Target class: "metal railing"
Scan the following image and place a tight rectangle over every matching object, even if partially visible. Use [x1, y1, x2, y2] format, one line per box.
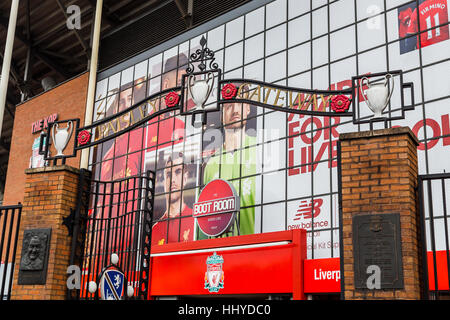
[0, 204, 22, 300]
[418, 173, 450, 300]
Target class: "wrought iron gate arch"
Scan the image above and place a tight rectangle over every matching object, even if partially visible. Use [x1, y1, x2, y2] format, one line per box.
[39, 37, 416, 161]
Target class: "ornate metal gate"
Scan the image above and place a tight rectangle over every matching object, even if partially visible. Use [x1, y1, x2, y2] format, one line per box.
[67, 170, 155, 300]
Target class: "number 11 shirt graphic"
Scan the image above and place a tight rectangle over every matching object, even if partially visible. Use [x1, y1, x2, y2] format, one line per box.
[407, 0, 449, 48]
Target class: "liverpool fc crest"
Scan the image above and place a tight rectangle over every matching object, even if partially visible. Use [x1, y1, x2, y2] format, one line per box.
[204, 252, 224, 293]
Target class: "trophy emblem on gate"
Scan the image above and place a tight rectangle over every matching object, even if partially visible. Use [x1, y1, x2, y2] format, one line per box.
[351, 70, 415, 128]
[188, 72, 214, 111]
[180, 36, 221, 126]
[204, 252, 224, 293]
[51, 120, 73, 156]
[360, 74, 394, 118]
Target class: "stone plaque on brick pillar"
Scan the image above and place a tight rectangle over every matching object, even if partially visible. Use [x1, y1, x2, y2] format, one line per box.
[339, 127, 422, 300]
[353, 213, 403, 289]
[18, 228, 52, 285]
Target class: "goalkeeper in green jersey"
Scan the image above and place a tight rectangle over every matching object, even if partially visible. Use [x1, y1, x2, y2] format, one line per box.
[199, 101, 256, 238]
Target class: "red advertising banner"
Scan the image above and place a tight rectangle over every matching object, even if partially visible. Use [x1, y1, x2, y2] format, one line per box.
[304, 258, 341, 293]
[304, 252, 450, 293]
[427, 250, 450, 291]
[148, 230, 306, 299]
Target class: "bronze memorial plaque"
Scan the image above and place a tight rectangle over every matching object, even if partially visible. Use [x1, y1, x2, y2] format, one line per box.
[352, 214, 404, 289]
[18, 228, 52, 285]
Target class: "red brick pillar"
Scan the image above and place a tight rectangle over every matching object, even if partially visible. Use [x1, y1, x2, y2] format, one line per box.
[11, 165, 80, 300]
[339, 127, 422, 300]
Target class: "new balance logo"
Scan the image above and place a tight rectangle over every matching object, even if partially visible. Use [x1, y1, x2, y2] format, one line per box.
[294, 199, 323, 220]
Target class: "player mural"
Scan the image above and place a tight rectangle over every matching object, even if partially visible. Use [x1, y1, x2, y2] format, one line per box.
[399, 0, 449, 54]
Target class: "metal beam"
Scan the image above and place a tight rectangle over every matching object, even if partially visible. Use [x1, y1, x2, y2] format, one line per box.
[188, 0, 194, 27]
[0, 51, 33, 100]
[33, 49, 71, 79]
[0, 136, 11, 152]
[0, 14, 71, 79]
[86, 0, 121, 27]
[26, 6, 93, 47]
[0, 52, 21, 84]
[5, 97, 16, 119]
[39, 49, 85, 64]
[37, 17, 95, 56]
[81, 0, 103, 169]
[108, 0, 136, 13]
[54, 0, 89, 55]
[118, 0, 168, 22]
[174, 0, 193, 28]
[102, 0, 174, 38]
[0, 0, 19, 141]
[22, 0, 33, 101]
[17, 0, 80, 29]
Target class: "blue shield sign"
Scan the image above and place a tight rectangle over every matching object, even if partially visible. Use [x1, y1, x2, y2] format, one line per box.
[100, 269, 125, 300]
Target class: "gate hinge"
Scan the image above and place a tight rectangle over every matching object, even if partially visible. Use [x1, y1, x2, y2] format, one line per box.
[62, 208, 76, 236]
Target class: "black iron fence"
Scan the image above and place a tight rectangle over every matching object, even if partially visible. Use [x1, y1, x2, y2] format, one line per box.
[0, 204, 22, 300]
[418, 173, 450, 300]
[74, 171, 154, 300]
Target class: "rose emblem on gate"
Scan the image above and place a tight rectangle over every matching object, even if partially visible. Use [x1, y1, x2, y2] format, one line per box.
[330, 95, 351, 113]
[165, 92, 180, 107]
[77, 130, 91, 146]
[221, 83, 237, 100]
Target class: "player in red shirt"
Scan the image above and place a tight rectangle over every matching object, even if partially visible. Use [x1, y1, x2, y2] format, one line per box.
[146, 53, 189, 151]
[399, 7, 413, 38]
[406, 0, 449, 49]
[145, 114, 186, 151]
[151, 152, 195, 245]
[100, 86, 146, 181]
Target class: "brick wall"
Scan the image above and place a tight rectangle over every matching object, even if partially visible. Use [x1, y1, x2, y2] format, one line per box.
[3, 72, 88, 206]
[340, 127, 422, 300]
[11, 166, 80, 300]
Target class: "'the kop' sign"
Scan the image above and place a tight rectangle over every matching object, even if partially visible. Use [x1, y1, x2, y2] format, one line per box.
[193, 179, 240, 237]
